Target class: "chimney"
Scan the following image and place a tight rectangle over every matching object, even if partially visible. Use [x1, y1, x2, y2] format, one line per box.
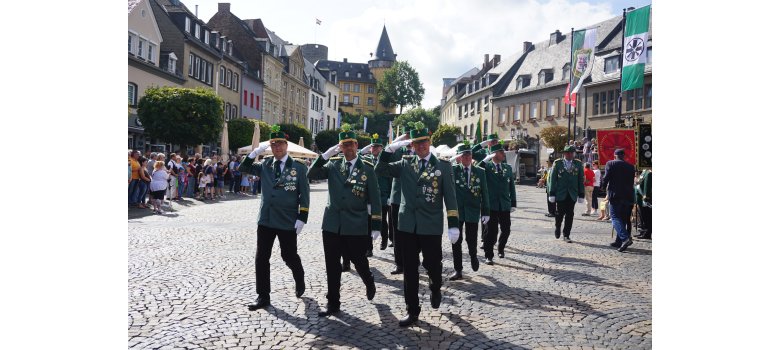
[218, 3, 230, 12]
[195, 5, 198, 18]
[343, 58, 348, 62]
[550, 30, 563, 46]
[492, 54, 501, 67]
[483, 54, 489, 69]
[523, 41, 533, 53]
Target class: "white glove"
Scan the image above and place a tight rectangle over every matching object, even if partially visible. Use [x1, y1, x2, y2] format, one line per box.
[479, 139, 491, 147]
[391, 133, 410, 143]
[577, 197, 584, 204]
[447, 227, 460, 243]
[322, 144, 341, 159]
[294, 220, 305, 235]
[360, 145, 372, 155]
[248, 144, 270, 159]
[371, 230, 381, 240]
[483, 153, 496, 163]
[386, 140, 411, 153]
[548, 196, 556, 203]
[481, 216, 490, 224]
[367, 204, 371, 213]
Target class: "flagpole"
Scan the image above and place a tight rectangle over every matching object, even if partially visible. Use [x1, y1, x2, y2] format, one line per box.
[617, 8, 626, 125]
[567, 27, 574, 142]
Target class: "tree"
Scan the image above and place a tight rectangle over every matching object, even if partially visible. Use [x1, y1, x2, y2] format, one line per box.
[278, 123, 313, 149]
[377, 60, 425, 114]
[540, 126, 568, 156]
[392, 107, 440, 134]
[314, 129, 339, 152]
[227, 118, 254, 152]
[256, 120, 271, 143]
[137, 87, 223, 148]
[431, 124, 462, 147]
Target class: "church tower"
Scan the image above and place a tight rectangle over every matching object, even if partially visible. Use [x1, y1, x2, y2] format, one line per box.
[368, 25, 396, 83]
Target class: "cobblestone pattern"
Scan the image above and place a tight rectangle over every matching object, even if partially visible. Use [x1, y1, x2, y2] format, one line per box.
[129, 183, 651, 349]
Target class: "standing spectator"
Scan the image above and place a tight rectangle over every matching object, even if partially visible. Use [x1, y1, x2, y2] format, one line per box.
[168, 156, 180, 201]
[602, 149, 636, 252]
[186, 157, 197, 198]
[215, 161, 225, 198]
[231, 156, 242, 194]
[636, 169, 652, 240]
[241, 171, 251, 194]
[150, 161, 169, 214]
[592, 161, 602, 214]
[203, 159, 214, 200]
[224, 157, 234, 194]
[128, 150, 142, 206]
[137, 157, 151, 209]
[582, 163, 595, 216]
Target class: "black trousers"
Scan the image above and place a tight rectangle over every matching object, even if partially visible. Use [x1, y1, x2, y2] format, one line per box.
[381, 205, 390, 242]
[452, 221, 479, 272]
[255, 225, 305, 299]
[639, 205, 651, 233]
[555, 197, 576, 237]
[398, 230, 442, 315]
[323, 231, 374, 308]
[547, 192, 557, 215]
[591, 186, 600, 211]
[390, 203, 403, 269]
[484, 210, 511, 259]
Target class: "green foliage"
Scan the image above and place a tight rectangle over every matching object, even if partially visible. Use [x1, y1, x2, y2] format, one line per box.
[278, 123, 313, 148]
[431, 124, 462, 147]
[256, 121, 271, 142]
[540, 126, 568, 155]
[137, 87, 223, 147]
[392, 108, 439, 134]
[227, 118, 254, 151]
[377, 61, 425, 114]
[314, 129, 340, 152]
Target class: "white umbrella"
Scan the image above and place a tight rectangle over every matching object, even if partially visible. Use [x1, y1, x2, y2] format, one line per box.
[298, 136, 305, 147]
[439, 143, 462, 158]
[238, 141, 318, 159]
[220, 122, 229, 163]
[251, 121, 260, 150]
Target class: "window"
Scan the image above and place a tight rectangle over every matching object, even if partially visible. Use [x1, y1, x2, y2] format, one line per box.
[353, 84, 360, 93]
[195, 24, 200, 39]
[189, 54, 194, 76]
[345, 71, 350, 78]
[484, 120, 488, 135]
[311, 94, 315, 109]
[369, 73, 373, 79]
[147, 43, 155, 63]
[128, 83, 137, 106]
[137, 37, 146, 58]
[204, 32, 210, 45]
[250, 92, 254, 108]
[458, 106, 462, 120]
[645, 84, 652, 108]
[367, 97, 374, 106]
[344, 95, 350, 103]
[547, 99, 556, 116]
[530, 102, 538, 119]
[513, 105, 520, 121]
[477, 99, 481, 111]
[353, 96, 360, 105]
[256, 95, 260, 111]
[562, 63, 570, 81]
[194, 57, 201, 79]
[626, 90, 634, 111]
[185, 17, 191, 33]
[647, 48, 652, 65]
[226, 69, 232, 88]
[343, 83, 350, 91]
[500, 108, 506, 122]
[592, 93, 599, 115]
[128, 32, 135, 53]
[635, 86, 643, 110]
[232, 105, 237, 119]
[463, 126, 468, 135]
[357, 72, 362, 78]
[605, 56, 619, 73]
[219, 66, 225, 85]
[233, 73, 239, 91]
[484, 96, 489, 111]
[608, 90, 614, 113]
[328, 92, 331, 108]
[475, 80, 480, 90]
[600, 91, 607, 114]
[368, 85, 375, 94]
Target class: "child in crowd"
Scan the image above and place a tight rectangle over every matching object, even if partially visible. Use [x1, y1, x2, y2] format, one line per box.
[197, 171, 207, 200]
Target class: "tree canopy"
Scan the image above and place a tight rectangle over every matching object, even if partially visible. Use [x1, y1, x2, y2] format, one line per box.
[431, 124, 462, 147]
[278, 123, 313, 149]
[392, 108, 440, 134]
[137, 87, 223, 147]
[377, 61, 424, 114]
[540, 126, 568, 156]
[227, 118, 254, 152]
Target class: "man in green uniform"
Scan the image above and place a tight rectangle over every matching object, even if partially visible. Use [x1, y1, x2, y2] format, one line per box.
[548, 145, 585, 243]
[308, 124, 382, 317]
[376, 121, 460, 327]
[383, 129, 410, 275]
[471, 133, 499, 163]
[360, 134, 392, 255]
[240, 125, 310, 311]
[478, 142, 517, 263]
[636, 169, 652, 240]
[449, 141, 490, 280]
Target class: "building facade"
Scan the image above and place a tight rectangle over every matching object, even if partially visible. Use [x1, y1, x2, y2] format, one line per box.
[304, 59, 327, 135]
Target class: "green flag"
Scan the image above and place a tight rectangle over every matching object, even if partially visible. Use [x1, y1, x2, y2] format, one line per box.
[621, 5, 651, 91]
[474, 113, 483, 143]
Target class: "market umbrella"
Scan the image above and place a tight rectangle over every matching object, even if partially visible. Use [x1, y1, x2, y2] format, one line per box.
[298, 136, 305, 147]
[238, 141, 318, 159]
[220, 122, 229, 163]
[251, 121, 260, 157]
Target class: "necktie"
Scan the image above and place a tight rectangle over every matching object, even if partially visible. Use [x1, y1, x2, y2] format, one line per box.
[495, 163, 502, 176]
[419, 159, 427, 176]
[274, 160, 281, 180]
[464, 167, 470, 185]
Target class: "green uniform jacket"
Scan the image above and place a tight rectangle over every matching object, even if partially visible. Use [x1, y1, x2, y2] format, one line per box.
[452, 163, 490, 223]
[638, 169, 651, 204]
[478, 160, 517, 211]
[239, 155, 310, 230]
[548, 158, 585, 202]
[308, 155, 381, 235]
[471, 144, 489, 163]
[376, 152, 459, 235]
[366, 154, 392, 206]
[385, 149, 405, 205]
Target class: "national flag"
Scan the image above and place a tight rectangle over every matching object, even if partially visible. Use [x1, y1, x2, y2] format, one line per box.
[474, 114, 483, 143]
[316, 18, 321, 25]
[567, 28, 597, 106]
[621, 5, 651, 91]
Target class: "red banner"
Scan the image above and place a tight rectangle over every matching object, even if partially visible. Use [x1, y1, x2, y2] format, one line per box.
[596, 129, 636, 166]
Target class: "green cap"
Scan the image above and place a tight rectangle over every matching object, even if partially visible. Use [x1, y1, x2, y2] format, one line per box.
[489, 140, 505, 153]
[456, 140, 472, 154]
[407, 121, 430, 142]
[369, 133, 384, 146]
[563, 145, 576, 152]
[269, 125, 287, 143]
[487, 133, 499, 141]
[338, 124, 357, 144]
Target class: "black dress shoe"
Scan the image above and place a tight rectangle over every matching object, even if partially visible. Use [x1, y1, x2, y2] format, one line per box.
[545, 213, 555, 217]
[430, 290, 441, 308]
[366, 250, 373, 257]
[485, 258, 494, 265]
[448, 271, 463, 281]
[390, 267, 404, 275]
[380, 239, 388, 250]
[470, 257, 479, 272]
[637, 233, 652, 240]
[498, 252, 505, 258]
[388, 241, 394, 247]
[479, 243, 484, 249]
[399, 314, 418, 327]
[317, 305, 340, 317]
[563, 236, 572, 243]
[366, 280, 376, 301]
[555, 230, 561, 239]
[618, 239, 633, 252]
[295, 283, 305, 298]
[247, 296, 270, 311]
[609, 241, 622, 248]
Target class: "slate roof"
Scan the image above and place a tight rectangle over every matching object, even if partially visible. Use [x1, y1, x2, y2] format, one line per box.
[304, 58, 327, 95]
[128, 0, 142, 13]
[373, 25, 396, 61]
[315, 60, 375, 84]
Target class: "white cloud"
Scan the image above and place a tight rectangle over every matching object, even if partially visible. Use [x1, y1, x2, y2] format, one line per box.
[195, 0, 616, 109]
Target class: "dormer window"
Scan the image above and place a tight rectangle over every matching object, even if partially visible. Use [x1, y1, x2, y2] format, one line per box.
[605, 56, 619, 73]
[475, 80, 480, 90]
[345, 71, 350, 78]
[228, 40, 233, 56]
[167, 53, 178, 74]
[221, 36, 226, 52]
[538, 69, 553, 85]
[369, 73, 373, 79]
[185, 17, 191, 33]
[516, 75, 530, 89]
[357, 72, 362, 78]
[204, 31, 210, 45]
[195, 24, 201, 39]
[562, 63, 570, 81]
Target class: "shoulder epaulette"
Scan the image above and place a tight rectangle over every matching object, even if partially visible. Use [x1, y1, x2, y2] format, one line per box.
[573, 159, 583, 164]
[402, 155, 414, 159]
[362, 160, 375, 167]
[552, 159, 562, 164]
[262, 155, 274, 160]
[328, 156, 343, 161]
[293, 157, 307, 165]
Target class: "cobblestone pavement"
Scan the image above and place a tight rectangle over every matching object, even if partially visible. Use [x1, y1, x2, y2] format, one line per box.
[129, 182, 651, 349]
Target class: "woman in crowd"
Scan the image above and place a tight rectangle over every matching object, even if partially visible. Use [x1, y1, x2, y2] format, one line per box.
[137, 157, 151, 209]
[168, 156, 180, 201]
[582, 163, 595, 216]
[203, 158, 214, 200]
[150, 161, 169, 214]
[215, 161, 225, 198]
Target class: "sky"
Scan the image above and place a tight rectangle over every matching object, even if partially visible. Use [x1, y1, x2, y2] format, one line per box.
[176, 0, 650, 109]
